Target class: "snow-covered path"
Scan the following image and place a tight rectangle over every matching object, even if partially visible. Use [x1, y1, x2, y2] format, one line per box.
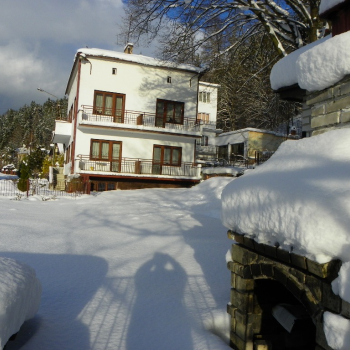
[0, 178, 233, 350]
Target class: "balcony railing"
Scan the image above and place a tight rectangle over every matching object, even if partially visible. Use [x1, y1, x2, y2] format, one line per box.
[80, 106, 200, 132]
[196, 144, 217, 154]
[198, 120, 218, 129]
[77, 156, 199, 177]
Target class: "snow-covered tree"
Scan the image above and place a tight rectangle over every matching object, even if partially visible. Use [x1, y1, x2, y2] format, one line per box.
[122, 0, 324, 62]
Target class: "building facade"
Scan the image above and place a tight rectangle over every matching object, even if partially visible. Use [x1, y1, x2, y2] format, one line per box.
[53, 45, 203, 192]
[196, 82, 222, 161]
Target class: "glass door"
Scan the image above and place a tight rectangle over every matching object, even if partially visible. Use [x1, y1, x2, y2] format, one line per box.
[152, 146, 162, 174]
[111, 142, 121, 172]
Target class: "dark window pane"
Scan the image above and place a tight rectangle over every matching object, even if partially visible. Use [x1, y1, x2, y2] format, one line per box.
[172, 149, 180, 165]
[164, 148, 171, 164]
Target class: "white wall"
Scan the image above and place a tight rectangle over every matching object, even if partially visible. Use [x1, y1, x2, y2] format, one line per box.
[198, 82, 219, 123]
[78, 57, 199, 119]
[74, 128, 196, 163]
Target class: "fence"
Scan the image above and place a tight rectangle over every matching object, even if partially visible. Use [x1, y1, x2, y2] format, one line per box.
[0, 178, 83, 198]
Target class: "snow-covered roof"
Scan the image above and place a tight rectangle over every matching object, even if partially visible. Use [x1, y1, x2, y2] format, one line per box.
[271, 31, 350, 92]
[215, 128, 284, 146]
[76, 48, 202, 73]
[199, 81, 221, 88]
[320, 0, 347, 16]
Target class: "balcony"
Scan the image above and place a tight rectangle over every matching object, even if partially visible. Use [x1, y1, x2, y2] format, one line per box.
[196, 144, 217, 155]
[52, 120, 72, 144]
[198, 120, 218, 129]
[79, 106, 200, 133]
[76, 156, 200, 178]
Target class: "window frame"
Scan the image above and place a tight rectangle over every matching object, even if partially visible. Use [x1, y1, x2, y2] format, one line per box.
[90, 139, 122, 172]
[93, 90, 125, 122]
[153, 145, 182, 167]
[197, 112, 210, 124]
[155, 99, 185, 128]
[199, 91, 211, 103]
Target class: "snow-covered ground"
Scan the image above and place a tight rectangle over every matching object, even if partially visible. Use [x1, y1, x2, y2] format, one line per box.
[0, 177, 233, 350]
[221, 128, 350, 349]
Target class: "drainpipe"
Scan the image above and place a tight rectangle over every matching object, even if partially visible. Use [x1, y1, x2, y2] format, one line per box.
[71, 58, 82, 174]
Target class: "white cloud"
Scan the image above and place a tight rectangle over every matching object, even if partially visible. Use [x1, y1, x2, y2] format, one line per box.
[0, 0, 124, 46]
[0, 0, 160, 114]
[0, 0, 127, 114]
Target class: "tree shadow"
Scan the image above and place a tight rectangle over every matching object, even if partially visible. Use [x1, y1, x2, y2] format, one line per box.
[1, 252, 108, 350]
[126, 252, 193, 350]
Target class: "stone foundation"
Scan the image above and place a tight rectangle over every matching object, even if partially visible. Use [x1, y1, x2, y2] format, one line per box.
[227, 230, 349, 350]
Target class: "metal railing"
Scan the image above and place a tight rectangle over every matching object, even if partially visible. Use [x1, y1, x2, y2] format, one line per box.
[198, 120, 217, 129]
[77, 156, 199, 177]
[80, 106, 200, 132]
[196, 145, 217, 154]
[0, 178, 82, 198]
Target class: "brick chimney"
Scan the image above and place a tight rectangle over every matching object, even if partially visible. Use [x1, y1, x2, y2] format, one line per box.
[124, 43, 134, 54]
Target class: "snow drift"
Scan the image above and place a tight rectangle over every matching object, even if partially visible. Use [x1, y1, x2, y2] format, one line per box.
[0, 257, 41, 349]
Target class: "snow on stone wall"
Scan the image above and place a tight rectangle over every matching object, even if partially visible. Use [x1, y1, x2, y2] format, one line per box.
[270, 32, 350, 92]
[221, 128, 350, 264]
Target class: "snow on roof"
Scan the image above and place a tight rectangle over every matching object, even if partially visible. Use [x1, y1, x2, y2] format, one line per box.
[76, 48, 202, 73]
[199, 81, 221, 88]
[320, 0, 346, 15]
[215, 128, 284, 146]
[270, 35, 331, 91]
[221, 128, 350, 264]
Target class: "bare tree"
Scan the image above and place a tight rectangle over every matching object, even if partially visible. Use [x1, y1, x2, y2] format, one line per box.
[122, 0, 324, 63]
[203, 34, 300, 131]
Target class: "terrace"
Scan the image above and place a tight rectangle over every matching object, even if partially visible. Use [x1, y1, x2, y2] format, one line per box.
[79, 106, 200, 133]
[77, 156, 200, 178]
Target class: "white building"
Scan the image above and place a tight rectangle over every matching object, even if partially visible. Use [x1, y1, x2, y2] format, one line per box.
[53, 44, 203, 192]
[196, 82, 222, 161]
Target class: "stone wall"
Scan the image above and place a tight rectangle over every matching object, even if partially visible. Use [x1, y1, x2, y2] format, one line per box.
[302, 75, 350, 136]
[227, 230, 350, 350]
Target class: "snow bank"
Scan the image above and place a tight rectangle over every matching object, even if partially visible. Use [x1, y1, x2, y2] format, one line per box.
[323, 312, 350, 350]
[221, 128, 350, 264]
[271, 31, 350, 92]
[0, 257, 41, 349]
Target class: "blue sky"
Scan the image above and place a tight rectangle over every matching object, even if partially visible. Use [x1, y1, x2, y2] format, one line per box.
[0, 0, 157, 115]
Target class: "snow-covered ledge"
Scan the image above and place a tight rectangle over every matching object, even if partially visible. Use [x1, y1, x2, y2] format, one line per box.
[270, 31, 350, 135]
[222, 129, 350, 349]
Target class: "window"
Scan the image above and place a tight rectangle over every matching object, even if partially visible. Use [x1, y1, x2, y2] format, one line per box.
[66, 145, 70, 164]
[155, 99, 184, 127]
[112, 68, 117, 75]
[90, 181, 116, 192]
[152, 145, 182, 174]
[200, 136, 209, 146]
[197, 112, 210, 124]
[93, 91, 125, 122]
[90, 139, 122, 172]
[199, 91, 210, 103]
[167, 76, 172, 83]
